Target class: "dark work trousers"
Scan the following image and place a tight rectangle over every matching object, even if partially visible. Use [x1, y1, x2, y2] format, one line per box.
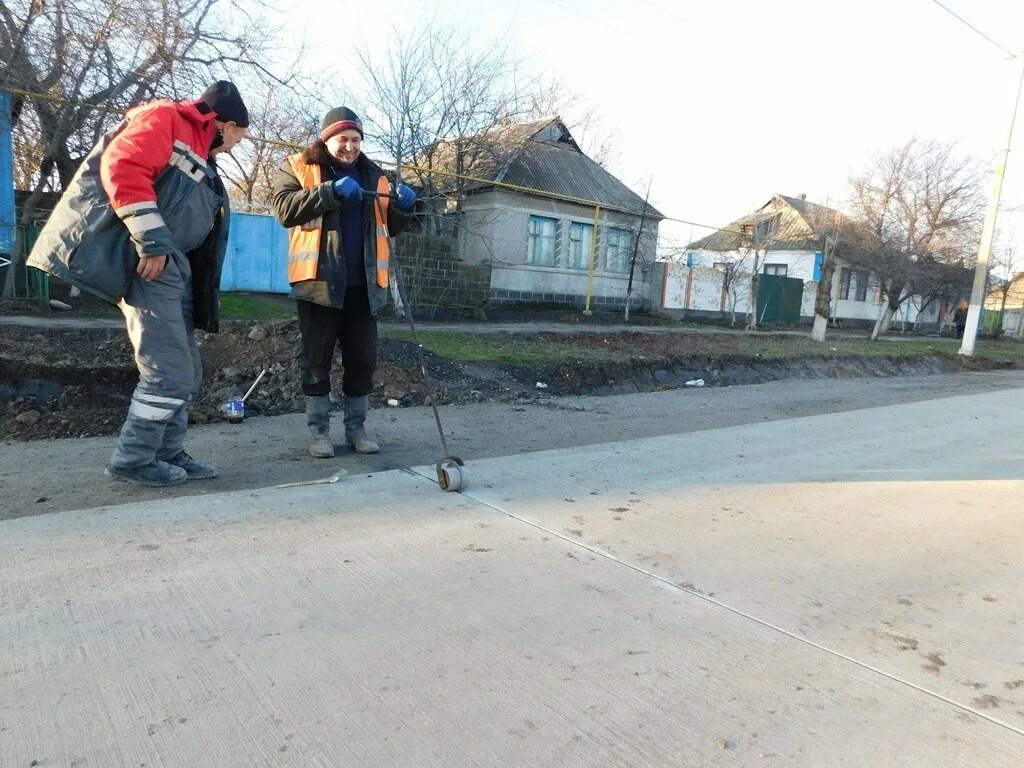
[296, 288, 377, 397]
[110, 252, 202, 469]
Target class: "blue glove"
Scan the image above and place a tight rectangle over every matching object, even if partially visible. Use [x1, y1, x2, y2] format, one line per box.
[396, 183, 416, 211]
[333, 176, 363, 201]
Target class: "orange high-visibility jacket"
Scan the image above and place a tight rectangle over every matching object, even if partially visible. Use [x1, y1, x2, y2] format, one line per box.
[284, 153, 391, 288]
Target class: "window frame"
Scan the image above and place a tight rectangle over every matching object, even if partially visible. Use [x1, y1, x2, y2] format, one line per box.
[854, 269, 869, 302]
[567, 221, 594, 271]
[763, 263, 788, 277]
[838, 267, 852, 300]
[526, 214, 559, 267]
[605, 226, 634, 274]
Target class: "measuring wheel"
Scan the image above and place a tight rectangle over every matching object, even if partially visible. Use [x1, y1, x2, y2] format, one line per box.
[436, 456, 467, 492]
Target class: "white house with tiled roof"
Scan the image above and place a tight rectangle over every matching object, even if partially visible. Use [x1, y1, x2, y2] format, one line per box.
[661, 194, 946, 328]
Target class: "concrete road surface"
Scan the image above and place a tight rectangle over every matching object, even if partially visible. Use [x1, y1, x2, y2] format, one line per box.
[6, 370, 1023, 520]
[2, 390, 1022, 766]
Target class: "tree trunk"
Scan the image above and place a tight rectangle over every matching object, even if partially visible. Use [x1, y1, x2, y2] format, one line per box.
[2, 181, 50, 297]
[871, 297, 900, 340]
[996, 289, 1009, 338]
[870, 303, 888, 341]
[880, 308, 894, 335]
[811, 313, 829, 343]
[747, 272, 760, 330]
[811, 260, 836, 343]
[913, 296, 936, 332]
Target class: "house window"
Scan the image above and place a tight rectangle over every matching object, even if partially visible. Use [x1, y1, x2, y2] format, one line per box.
[527, 215, 558, 267]
[838, 267, 852, 300]
[763, 263, 788, 276]
[568, 222, 594, 271]
[606, 227, 633, 273]
[854, 270, 869, 302]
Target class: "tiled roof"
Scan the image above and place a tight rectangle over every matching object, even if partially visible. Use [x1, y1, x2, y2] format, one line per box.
[421, 117, 661, 218]
[689, 195, 849, 251]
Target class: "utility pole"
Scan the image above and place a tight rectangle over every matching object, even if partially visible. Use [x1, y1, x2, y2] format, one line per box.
[960, 62, 1024, 356]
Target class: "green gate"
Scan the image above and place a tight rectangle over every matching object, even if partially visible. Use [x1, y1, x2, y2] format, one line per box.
[1, 226, 49, 301]
[756, 273, 804, 325]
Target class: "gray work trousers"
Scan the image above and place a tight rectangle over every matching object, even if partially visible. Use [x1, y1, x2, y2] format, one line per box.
[109, 252, 202, 469]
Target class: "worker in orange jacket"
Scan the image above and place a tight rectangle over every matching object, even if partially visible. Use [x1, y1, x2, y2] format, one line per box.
[272, 107, 415, 459]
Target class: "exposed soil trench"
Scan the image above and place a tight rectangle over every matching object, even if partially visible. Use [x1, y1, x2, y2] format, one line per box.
[1, 320, 1007, 441]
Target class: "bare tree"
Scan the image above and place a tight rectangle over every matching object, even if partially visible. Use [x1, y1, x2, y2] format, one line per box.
[722, 260, 751, 326]
[741, 213, 780, 330]
[218, 89, 319, 212]
[1, 0, 292, 295]
[846, 139, 985, 340]
[799, 201, 847, 343]
[623, 179, 654, 321]
[353, 23, 541, 236]
[10, 101, 44, 192]
[525, 77, 621, 171]
[988, 233, 1024, 337]
[691, 258, 749, 327]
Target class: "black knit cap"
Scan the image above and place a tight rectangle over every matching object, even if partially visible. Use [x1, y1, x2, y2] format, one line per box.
[320, 107, 363, 141]
[201, 81, 249, 127]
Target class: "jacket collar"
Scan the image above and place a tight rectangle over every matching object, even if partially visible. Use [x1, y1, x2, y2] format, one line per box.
[123, 98, 218, 151]
[301, 140, 379, 178]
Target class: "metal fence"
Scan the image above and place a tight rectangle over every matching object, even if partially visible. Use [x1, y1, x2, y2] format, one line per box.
[0, 180, 672, 321]
[986, 305, 1024, 338]
[1, 225, 49, 301]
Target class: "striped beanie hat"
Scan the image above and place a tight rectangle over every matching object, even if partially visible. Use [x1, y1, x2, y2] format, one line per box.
[320, 107, 363, 141]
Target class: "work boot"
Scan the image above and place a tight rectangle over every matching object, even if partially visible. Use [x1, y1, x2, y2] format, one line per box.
[162, 450, 219, 479]
[344, 395, 380, 454]
[105, 460, 187, 488]
[309, 435, 335, 459]
[307, 395, 335, 459]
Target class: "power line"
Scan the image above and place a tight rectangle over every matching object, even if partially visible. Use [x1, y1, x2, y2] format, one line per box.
[4, 84, 813, 249]
[534, 0, 646, 43]
[927, 0, 1022, 60]
[631, 0, 689, 26]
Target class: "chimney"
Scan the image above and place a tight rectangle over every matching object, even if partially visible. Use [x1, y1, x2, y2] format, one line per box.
[799, 193, 807, 200]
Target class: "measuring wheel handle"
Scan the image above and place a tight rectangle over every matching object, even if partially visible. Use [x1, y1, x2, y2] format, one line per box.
[436, 456, 467, 492]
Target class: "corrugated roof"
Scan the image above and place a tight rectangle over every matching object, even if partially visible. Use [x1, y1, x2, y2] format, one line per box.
[422, 117, 661, 218]
[688, 194, 848, 252]
[495, 139, 662, 218]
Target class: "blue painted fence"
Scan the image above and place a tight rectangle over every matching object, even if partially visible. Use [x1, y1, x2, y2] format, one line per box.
[220, 211, 290, 293]
[1, 93, 15, 270]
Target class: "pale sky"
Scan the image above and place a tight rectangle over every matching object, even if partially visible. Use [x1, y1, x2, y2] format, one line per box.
[285, 0, 1024, 247]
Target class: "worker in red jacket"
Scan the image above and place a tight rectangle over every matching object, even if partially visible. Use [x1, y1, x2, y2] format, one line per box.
[29, 82, 249, 487]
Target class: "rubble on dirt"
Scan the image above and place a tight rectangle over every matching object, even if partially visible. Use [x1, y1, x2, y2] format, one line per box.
[1, 319, 988, 441]
[1, 319, 528, 441]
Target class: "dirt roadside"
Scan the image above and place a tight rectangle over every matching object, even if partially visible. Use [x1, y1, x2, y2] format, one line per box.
[3, 369, 1023, 520]
[2, 318, 1016, 442]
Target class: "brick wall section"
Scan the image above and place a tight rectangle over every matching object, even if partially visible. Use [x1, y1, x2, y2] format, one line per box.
[395, 233, 492, 318]
[487, 288, 651, 312]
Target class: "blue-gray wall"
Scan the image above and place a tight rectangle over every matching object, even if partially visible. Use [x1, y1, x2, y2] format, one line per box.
[220, 211, 290, 293]
[1, 93, 15, 267]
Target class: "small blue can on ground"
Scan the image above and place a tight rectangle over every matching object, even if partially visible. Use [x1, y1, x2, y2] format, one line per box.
[225, 397, 244, 423]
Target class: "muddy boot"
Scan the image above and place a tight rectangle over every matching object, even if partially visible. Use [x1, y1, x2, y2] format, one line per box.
[306, 395, 335, 459]
[105, 460, 187, 488]
[344, 395, 379, 454]
[162, 451, 219, 480]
